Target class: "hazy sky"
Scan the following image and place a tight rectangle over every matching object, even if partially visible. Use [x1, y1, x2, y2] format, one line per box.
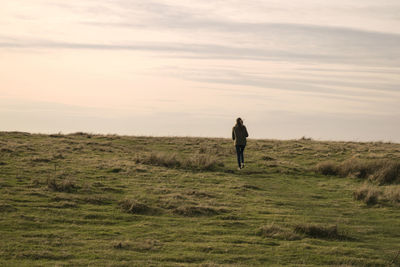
[1, 0, 400, 141]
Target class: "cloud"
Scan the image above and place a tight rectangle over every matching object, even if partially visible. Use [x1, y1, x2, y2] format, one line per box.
[1, 0, 399, 141]
[2, 1, 400, 67]
[1, 23, 400, 68]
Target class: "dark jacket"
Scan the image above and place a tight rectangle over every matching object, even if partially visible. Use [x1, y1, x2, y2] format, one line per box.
[232, 125, 249, 146]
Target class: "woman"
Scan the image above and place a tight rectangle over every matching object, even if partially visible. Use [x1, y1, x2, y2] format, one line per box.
[232, 117, 249, 170]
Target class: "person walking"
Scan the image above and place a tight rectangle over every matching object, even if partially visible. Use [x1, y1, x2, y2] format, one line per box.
[232, 117, 249, 170]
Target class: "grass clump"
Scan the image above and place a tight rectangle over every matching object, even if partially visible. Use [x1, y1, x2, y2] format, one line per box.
[109, 167, 123, 173]
[315, 159, 400, 184]
[294, 223, 345, 240]
[173, 205, 221, 216]
[137, 152, 222, 171]
[81, 195, 111, 205]
[47, 178, 78, 193]
[353, 184, 400, 206]
[112, 239, 161, 251]
[314, 161, 339, 176]
[373, 161, 400, 184]
[257, 223, 300, 241]
[119, 199, 155, 215]
[353, 183, 380, 205]
[32, 157, 52, 163]
[0, 203, 17, 212]
[261, 155, 275, 161]
[384, 186, 400, 203]
[138, 152, 181, 168]
[184, 154, 223, 170]
[68, 132, 93, 138]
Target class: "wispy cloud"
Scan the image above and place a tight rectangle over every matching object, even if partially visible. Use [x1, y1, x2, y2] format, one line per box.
[2, 1, 400, 67]
[2, 23, 400, 68]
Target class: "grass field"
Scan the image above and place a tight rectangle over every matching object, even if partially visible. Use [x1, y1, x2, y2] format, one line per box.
[0, 131, 399, 266]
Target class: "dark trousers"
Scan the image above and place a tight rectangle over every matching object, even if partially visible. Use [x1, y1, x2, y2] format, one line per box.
[235, 145, 245, 167]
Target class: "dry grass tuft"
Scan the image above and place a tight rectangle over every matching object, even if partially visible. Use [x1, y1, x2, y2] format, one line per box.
[0, 203, 17, 212]
[47, 178, 78, 193]
[119, 199, 155, 215]
[314, 161, 339, 176]
[257, 224, 301, 241]
[173, 205, 222, 216]
[68, 132, 93, 138]
[261, 155, 276, 161]
[353, 184, 400, 206]
[0, 148, 13, 153]
[185, 190, 213, 198]
[294, 223, 345, 240]
[373, 161, 400, 184]
[109, 167, 123, 173]
[32, 157, 52, 163]
[81, 195, 111, 205]
[241, 184, 262, 190]
[139, 152, 181, 168]
[49, 133, 64, 138]
[137, 152, 223, 171]
[315, 159, 400, 184]
[133, 239, 161, 251]
[112, 239, 161, 251]
[184, 154, 223, 170]
[384, 186, 400, 203]
[353, 184, 380, 205]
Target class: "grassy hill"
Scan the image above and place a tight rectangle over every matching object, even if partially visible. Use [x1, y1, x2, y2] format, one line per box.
[0, 132, 399, 266]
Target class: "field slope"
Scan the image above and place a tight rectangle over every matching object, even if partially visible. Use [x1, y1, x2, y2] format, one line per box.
[0, 132, 400, 266]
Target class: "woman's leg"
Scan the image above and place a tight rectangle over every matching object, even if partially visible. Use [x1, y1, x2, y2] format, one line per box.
[235, 145, 241, 168]
[240, 145, 245, 166]
[240, 146, 245, 168]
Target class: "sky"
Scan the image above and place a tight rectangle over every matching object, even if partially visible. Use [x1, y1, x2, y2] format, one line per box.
[1, 0, 400, 142]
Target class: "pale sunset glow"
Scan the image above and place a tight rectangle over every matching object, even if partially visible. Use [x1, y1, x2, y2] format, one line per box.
[1, 0, 399, 141]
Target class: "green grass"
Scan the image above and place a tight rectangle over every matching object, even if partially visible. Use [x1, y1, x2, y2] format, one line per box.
[0, 131, 399, 266]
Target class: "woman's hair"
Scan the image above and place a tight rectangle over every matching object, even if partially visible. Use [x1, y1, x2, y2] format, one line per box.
[236, 117, 243, 126]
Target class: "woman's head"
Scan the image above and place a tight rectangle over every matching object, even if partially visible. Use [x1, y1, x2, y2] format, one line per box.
[236, 117, 243, 125]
